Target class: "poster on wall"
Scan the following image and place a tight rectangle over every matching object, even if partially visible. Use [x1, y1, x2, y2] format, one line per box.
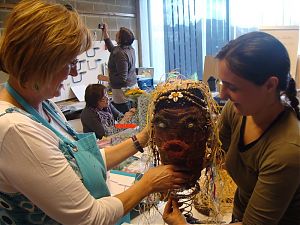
[260, 26, 299, 80]
[51, 40, 139, 102]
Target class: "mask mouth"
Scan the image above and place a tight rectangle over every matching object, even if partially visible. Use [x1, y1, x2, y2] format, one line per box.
[160, 139, 204, 173]
[161, 139, 190, 160]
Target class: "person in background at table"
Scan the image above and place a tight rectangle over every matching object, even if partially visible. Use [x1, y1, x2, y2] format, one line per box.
[101, 23, 137, 114]
[81, 83, 136, 139]
[162, 31, 300, 225]
[0, 1, 191, 224]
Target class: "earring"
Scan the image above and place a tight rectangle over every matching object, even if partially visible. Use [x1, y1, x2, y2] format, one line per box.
[34, 83, 39, 91]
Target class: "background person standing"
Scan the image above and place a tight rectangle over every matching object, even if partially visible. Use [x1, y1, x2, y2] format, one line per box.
[102, 24, 137, 114]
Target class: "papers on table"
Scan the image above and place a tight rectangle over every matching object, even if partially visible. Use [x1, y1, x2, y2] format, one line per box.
[70, 84, 87, 102]
[107, 170, 136, 196]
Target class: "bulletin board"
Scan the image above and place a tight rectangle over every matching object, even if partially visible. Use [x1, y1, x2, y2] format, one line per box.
[51, 40, 139, 102]
[260, 26, 299, 81]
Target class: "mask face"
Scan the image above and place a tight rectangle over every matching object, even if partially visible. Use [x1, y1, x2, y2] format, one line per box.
[153, 106, 210, 186]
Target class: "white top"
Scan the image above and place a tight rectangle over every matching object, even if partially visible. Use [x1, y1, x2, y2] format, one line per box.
[0, 101, 123, 225]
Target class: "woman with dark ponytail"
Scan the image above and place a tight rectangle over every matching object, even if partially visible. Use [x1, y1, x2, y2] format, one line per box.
[215, 31, 300, 225]
[285, 77, 300, 119]
[163, 31, 300, 225]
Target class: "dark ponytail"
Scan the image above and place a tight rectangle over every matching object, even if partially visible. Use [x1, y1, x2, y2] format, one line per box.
[285, 77, 300, 120]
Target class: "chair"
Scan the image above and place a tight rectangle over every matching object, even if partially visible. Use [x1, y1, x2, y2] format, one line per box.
[203, 55, 219, 83]
[203, 55, 220, 92]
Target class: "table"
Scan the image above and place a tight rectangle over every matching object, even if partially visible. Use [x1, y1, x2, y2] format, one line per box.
[108, 152, 233, 225]
[56, 99, 86, 120]
[127, 202, 232, 225]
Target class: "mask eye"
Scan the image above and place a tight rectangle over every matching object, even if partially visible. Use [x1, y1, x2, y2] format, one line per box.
[158, 122, 167, 128]
[153, 115, 168, 129]
[181, 116, 198, 130]
[187, 122, 194, 128]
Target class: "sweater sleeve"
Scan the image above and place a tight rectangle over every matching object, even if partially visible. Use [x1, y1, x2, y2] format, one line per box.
[110, 103, 124, 121]
[219, 101, 233, 152]
[81, 108, 106, 139]
[114, 50, 129, 87]
[104, 38, 115, 52]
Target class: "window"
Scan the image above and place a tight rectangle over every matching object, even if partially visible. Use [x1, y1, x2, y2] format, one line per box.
[140, 0, 300, 82]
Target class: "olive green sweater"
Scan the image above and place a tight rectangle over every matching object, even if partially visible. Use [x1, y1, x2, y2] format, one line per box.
[220, 101, 300, 225]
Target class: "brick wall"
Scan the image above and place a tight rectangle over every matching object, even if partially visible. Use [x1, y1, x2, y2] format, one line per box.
[0, 0, 137, 40]
[0, 0, 138, 83]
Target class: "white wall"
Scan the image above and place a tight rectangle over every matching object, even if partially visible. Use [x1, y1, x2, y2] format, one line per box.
[51, 40, 139, 102]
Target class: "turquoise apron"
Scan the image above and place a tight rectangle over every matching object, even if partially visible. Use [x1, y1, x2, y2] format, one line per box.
[0, 83, 115, 224]
[5, 83, 110, 198]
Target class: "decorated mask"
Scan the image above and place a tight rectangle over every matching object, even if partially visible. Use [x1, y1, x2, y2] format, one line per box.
[148, 78, 220, 196]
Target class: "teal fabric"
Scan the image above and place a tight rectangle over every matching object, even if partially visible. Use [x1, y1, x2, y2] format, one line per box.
[67, 132, 110, 198]
[0, 192, 60, 225]
[0, 109, 62, 224]
[0, 107, 110, 224]
[0, 83, 111, 224]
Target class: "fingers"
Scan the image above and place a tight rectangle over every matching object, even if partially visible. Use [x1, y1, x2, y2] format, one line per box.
[164, 198, 173, 214]
[130, 108, 136, 113]
[124, 110, 135, 118]
[171, 199, 181, 213]
[143, 165, 193, 193]
[173, 171, 191, 179]
[163, 198, 187, 225]
[177, 201, 184, 209]
[170, 165, 192, 173]
[103, 23, 108, 30]
[163, 195, 189, 225]
[164, 165, 192, 180]
[165, 168, 191, 188]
